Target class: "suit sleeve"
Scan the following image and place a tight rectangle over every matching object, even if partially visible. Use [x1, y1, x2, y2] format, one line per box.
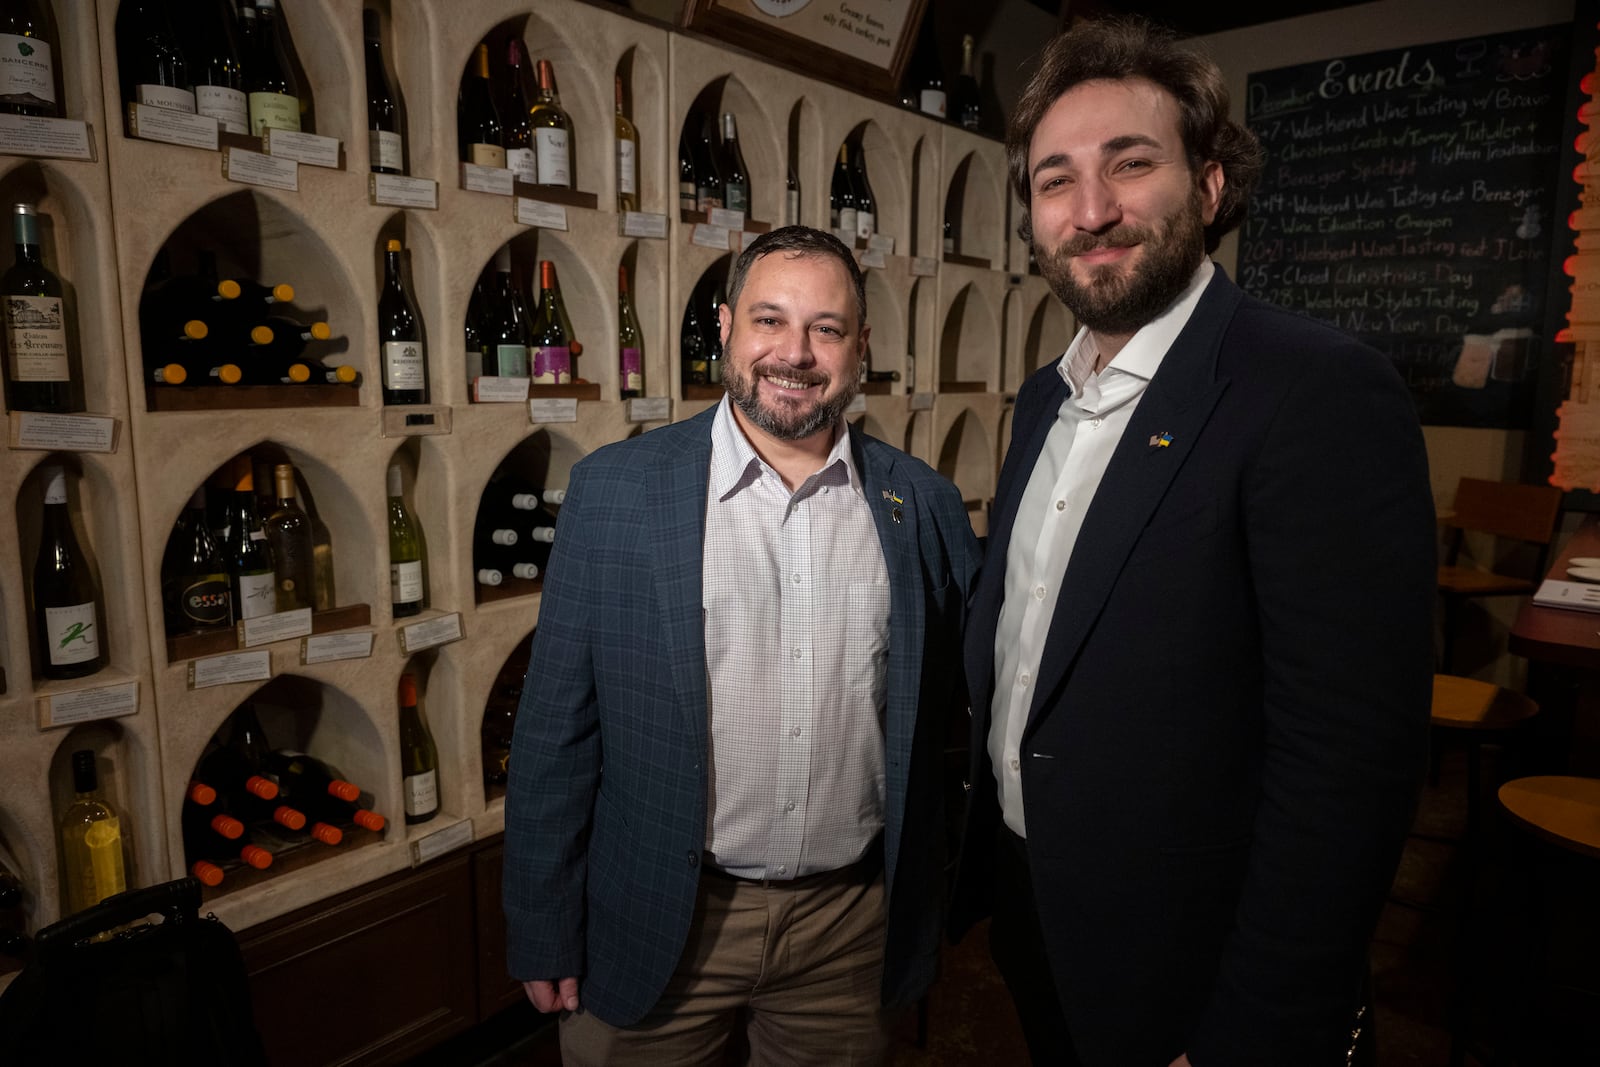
[503, 461, 602, 983]
[1189, 343, 1436, 1065]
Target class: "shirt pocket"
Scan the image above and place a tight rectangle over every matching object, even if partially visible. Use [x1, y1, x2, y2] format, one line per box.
[844, 580, 891, 705]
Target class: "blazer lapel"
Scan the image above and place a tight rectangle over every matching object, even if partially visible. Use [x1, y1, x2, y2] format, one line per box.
[648, 410, 715, 751]
[1024, 272, 1242, 737]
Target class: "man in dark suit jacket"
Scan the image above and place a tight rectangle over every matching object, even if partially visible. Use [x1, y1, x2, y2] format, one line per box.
[950, 19, 1436, 1067]
[505, 227, 979, 1064]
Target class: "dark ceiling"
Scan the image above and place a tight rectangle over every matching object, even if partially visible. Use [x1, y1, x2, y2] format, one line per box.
[1021, 0, 1375, 37]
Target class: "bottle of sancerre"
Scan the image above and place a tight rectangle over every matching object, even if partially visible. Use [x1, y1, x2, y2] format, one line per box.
[247, 0, 300, 134]
[0, 0, 59, 117]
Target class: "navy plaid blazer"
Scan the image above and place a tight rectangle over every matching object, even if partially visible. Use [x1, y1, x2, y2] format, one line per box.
[503, 405, 980, 1026]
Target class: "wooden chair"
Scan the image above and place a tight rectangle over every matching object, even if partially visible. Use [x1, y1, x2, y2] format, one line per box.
[1437, 477, 1563, 672]
[1431, 675, 1540, 841]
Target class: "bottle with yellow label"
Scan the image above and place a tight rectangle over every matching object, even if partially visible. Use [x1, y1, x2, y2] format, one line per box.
[59, 750, 127, 915]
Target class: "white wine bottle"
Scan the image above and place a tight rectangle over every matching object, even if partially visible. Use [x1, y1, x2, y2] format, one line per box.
[719, 113, 750, 214]
[618, 264, 643, 399]
[528, 59, 571, 188]
[387, 462, 425, 618]
[0, 0, 59, 117]
[503, 39, 534, 183]
[116, 0, 193, 114]
[33, 464, 105, 679]
[59, 750, 127, 915]
[614, 75, 638, 212]
[459, 41, 503, 168]
[246, 0, 300, 134]
[397, 673, 440, 824]
[188, 0, 247, 134]
[224, 458, 277, 620]
[362, 9, 402, 175]
[263, 462, 314, 612]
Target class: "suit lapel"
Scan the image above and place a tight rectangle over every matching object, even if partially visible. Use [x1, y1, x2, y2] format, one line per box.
[648, 409, 715, 751]
[1024, 273, 1242, 737]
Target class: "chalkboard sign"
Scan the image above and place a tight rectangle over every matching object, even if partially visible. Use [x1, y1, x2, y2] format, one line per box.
[1240, 26, 1570, 428]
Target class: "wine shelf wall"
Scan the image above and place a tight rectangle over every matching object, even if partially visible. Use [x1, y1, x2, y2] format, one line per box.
[0, 0, 1074, 954]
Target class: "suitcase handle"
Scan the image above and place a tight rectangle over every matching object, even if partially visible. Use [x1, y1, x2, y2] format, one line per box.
[36, 877, 202, 948]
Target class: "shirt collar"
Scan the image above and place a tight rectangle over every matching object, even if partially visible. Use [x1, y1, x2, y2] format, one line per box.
[709, 394, 861, 501]
[1057, 258, 1215, 397]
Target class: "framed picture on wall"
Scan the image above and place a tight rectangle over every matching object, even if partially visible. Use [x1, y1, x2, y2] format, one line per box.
[680, 0, 930, 100]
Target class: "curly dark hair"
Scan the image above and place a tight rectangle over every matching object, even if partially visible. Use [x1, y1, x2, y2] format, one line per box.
[1007, 17, 1263, 253]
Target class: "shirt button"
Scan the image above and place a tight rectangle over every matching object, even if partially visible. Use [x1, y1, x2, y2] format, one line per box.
[1034, 585, 1047, 600]
[792, 573, 802, 584]
[1091, 417, 1103, 428]
[785, 800, 796, 813]
[777, 865, 788, 876]
[792, 647, 802, 660]
[688, 851, 698, 867]
[1019, 672, 1030, 687]
[791, 726, 802, 738]
[1009, 758, 1020, 772]
[1055, 499, 1066, 512]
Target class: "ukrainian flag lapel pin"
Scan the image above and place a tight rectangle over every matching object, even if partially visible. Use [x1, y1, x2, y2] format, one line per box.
[881, 488, 904, 523]
[1148, 431, 1174, 449]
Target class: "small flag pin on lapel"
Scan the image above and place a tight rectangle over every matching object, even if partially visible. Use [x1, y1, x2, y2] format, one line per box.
[1149, 431, 1174, 449]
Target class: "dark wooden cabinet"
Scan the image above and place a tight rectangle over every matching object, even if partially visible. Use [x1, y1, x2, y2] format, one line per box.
[472, 843, 528, 1019]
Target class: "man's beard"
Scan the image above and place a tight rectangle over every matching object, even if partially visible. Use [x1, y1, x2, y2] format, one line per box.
[1036, 186, 1207, 337]
[723, 350, 859, 441]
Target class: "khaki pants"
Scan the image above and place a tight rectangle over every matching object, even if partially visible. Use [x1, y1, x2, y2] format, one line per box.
[560, 860, 891, 1066]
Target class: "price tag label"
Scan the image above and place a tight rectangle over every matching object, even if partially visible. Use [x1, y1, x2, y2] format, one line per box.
[398, 612, 464, 655]
[128, 103, 219, 151]
[846, 393, 868, 414]
[867, 234, 895, 253]
[460, 162, 514, 196]
[237, 607, 313, 648]
[223, 146, 298, 191]
[8, 411, 118, 453]
[263, 127, 341, 168]
[627, 397, 671, 423]
[740, 230, 760, 252]
[188, 650, 272, 690]
[621, 211, 669, 239]
[0, 114, 93, 160]
[514, 197, 569, 230]
[41, 680, 139, 729]
[860, 248, 887, 270]
[832, 227, 856, 247]
[692, 223, 731, 250]
[708, 207, 746, 231]
[410, 818, 474, 865]
[473, 376, 531, 403]
[528, 397, 579, 423]
[369, 173, 439, 210]
[909, 392, 935, 411]
[911, 256, 939, 278]
[301, 631, 375, 665]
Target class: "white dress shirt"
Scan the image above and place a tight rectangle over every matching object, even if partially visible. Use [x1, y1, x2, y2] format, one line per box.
[702, 396, 891, 878]
[990, 260, 1214, 837]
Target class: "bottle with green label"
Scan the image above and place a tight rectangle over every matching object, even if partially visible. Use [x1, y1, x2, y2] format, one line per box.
[0, 0, 59, 117]
[3, 202, 75, 414]
[246, 0, 300, 134]
[32, 464, 105, 680]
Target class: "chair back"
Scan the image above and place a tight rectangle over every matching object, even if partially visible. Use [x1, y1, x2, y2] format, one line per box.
[1445, 477, 1562, 545]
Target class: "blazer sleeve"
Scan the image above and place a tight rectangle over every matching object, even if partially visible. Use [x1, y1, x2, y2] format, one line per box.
[502, 461, 603, 983]
[1189, 341, 1436, 1065]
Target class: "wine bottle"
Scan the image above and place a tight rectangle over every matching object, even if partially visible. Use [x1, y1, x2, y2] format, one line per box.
[681, 290, 707, 386]
[481, 698, 517, 786]
[615, 76, 638, 212]
[475, 545, 540, 582]
[58, 751, 127, 914]
[187, 0, 247, 133]
[162, 486, 232, 635]
[503, 39, 534, 183]
[943, 216, 956, 256]
[234, 0, 255, 52]
[693, 110, 722, 211]
[458, 41, 504, 168]
[464, 268, 489, 384]
[3, 202, 75, 414]
[718, 112, 752, 215]
[786, 163, 800, 226]
[954, 34, 981, 131]
[549, 266, 582, 363]
[263, 462, 314, 612]
[618, 264, 643, 399]
[530, 260, 570, 385]
[830, 145, 858, 239]
[529, 59, 571, 188]
[378, 238, 428, 404]
[0, 860, 22, 910]
[483, 245, 530, 380]
[912, 19, 945, 119]
[33, 464, 105, 679]
[705, 279, 726, 385]
[0, 0, 59, 117]
[117, 1, 193, 114]
[387, 463, 425, 618]
[223, 459, 277, 621]
[246, 0, 300, 134]
[363, 9, 402, 175]
[183, 799, 272, 884]
[852, 142, 876, 242]
[678, 129, 698, 214]
[265, 750, 385, 832]
[397, 673, 441, 825]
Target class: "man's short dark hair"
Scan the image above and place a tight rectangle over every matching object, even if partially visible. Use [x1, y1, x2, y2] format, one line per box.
[1007, 17, 1263, 253]
[725, 225, 868, 329]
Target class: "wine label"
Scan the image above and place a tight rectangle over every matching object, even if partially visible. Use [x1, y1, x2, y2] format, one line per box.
[403, 768, 439, 817]
[494, 343, 529, 378]
[620, 347, 642, 393]
[383, 340, 425, 390]
[507, 146, 536, 184]
[180, 575, 231, 628]
[44, 601, 98, 666]
[138, 83, 196, 114]
[679, 182, 697, 211]
[514, 197, 567, 230]
[235, 571, 277, 619]
[42, 465, 65, 503]
[300, 631, 374, 665]
[464, 348, 484, 382]
[0, 114, 93, 160]
[370, 173, 438, 210]
[475, 376, 529, 403]
[238, 606, 312, 647]
[920, 89, 947, 118]
[621, 211, 668, 239]
[469, 142, 506, 169]
[391, 560, 423, 605]
[535, 128, 569, 187]
[248, 91, 301, 134]
[531, 345, 571, 385]
[724, 185, 749, 213]
[43, 680, 139, 729]
[369, 129, 403, 172]
[0, 34, 55, 105]
[195, 85, 248, 134]
[617, 139, 637, 196]
[3, 294, 68, 381]
[856, 210, 875, 241]
[11, 411, 118, 452]
[708, 207, 745, 231]
[837, 208, 858, 238]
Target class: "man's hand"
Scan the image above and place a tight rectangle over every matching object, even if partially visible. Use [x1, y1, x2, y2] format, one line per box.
[524, 977, 580, 1013]
[1168, 1055, 1192, 1067]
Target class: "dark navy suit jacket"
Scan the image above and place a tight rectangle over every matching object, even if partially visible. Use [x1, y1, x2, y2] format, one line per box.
[505, 404, 980, 1026]
[952, 269, 1436, 1066]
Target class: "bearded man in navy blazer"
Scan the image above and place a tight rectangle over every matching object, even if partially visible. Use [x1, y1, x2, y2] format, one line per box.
[504, 226, 979, 1065]
[950, 18, 1436, 1067]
